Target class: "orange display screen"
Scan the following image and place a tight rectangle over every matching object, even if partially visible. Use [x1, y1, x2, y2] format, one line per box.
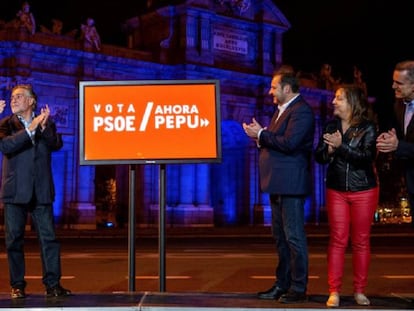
[79, 80, 221, 165]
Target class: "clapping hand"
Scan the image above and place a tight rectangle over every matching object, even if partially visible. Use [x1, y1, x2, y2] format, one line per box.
[28, 105, 50, 132]
[323, 130, 342, 153]
[376, 128, 398, 152]
[243, 118, 263, 139]
[0, 100, 5, 114]
[40, 105, 50, 130]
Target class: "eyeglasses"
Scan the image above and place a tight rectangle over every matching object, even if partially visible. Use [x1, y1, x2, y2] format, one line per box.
[10, 94, 31, 101]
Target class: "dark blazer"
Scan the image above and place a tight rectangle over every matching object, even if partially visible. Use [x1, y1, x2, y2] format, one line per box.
[258, 95, 315, 195]
[392, 99, 414, 194]
[314, 118, 378, 192]
[0, 114, 63, 204]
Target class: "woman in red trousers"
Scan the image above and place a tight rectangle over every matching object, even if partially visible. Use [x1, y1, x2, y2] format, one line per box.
[315, 84, 379, 307]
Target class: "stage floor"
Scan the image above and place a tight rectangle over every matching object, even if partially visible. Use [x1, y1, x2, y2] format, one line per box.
[0, 291, 412, 310]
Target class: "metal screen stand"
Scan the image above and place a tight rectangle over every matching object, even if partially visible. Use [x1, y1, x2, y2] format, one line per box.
[127, 164, 167, 292]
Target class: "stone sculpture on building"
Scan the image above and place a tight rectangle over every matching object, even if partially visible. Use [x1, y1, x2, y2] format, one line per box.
[40, 19, 63, 35]
[40, 19, 78, 38]
[40, 19, 78, 37]
[317, 63, 340, 91]
[81, 17, 101, 51]
[16, 1, 36, 35]
[217, 0, 251, 15]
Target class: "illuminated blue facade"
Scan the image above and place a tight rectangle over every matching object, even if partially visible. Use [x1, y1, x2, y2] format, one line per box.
[0, 0, 333, 228]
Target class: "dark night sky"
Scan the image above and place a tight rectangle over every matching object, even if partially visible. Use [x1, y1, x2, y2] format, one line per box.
[1, 0, 413, 114]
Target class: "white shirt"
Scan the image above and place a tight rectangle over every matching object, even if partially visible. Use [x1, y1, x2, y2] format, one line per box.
[17, 113, 35, 144]
[257, 94, 300, 139]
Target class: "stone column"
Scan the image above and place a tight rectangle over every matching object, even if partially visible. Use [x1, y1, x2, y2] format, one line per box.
[199, 13, 213, 64]
[183, 11, 198, 61]
[70, 165, 96, 229]
[170, 164, 213, 226]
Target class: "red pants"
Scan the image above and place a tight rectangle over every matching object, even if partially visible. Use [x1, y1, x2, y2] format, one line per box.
[326, 187, 379, 294]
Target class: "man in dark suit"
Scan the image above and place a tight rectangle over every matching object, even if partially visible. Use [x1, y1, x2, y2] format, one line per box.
[243, 70, 315, 303]
[377, 60, 414, 227]
[0, 84, 71, 299]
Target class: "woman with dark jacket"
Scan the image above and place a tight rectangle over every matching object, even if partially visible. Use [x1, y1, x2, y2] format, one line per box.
[315, 84, 379, 308]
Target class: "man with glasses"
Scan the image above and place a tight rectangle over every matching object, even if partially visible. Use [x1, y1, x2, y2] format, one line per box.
[0, 84, 71, 299]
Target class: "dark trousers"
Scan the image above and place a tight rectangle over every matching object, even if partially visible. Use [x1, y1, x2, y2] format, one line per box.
[270, 194, 309, 293]
[4, 202, 62, 289]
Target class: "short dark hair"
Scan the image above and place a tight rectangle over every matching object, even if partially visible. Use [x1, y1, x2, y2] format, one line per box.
[395, 60, 414, 83]
[274, 64, 295, 75]
[273, 70, 300, 93]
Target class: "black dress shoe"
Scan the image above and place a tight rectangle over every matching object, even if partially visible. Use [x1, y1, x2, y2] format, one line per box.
[45, 284, 72, 297]
[257, 285, 287, 300]
[278, 290, 307, 303]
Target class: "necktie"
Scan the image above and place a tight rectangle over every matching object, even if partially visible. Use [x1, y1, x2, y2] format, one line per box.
[404, 102, 414, 134]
